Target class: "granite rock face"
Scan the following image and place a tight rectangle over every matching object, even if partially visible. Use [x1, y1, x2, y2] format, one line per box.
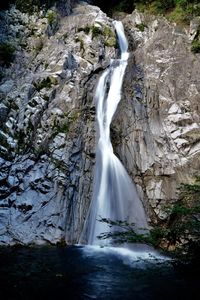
[0, 2, 116, 245]
[114, 11, 200, 224]
[0, 2, 200, 245]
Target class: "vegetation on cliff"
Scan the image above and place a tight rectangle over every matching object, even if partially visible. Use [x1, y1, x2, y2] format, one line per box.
[94, 1, 200, 24]
[98, 177, 200, 263]
[2, 0, 200, 22]
[0, 0, 75, 14]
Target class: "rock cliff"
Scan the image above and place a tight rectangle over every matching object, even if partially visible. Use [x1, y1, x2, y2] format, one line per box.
[114, 11, 200, 225]
[0, 1, 200, 245]
[0, 2, 116, 245]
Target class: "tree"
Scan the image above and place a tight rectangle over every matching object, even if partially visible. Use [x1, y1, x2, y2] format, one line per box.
[97, 177, 200, 260]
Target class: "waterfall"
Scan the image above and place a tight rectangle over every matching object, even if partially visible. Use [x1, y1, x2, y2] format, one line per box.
[80, 21, 148, 245]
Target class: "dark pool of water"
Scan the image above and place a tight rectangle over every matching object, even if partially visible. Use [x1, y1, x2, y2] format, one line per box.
[0, 245, 199, 300]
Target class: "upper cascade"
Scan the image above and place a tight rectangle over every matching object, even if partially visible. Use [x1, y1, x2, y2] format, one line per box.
[113, 20, 129, 60]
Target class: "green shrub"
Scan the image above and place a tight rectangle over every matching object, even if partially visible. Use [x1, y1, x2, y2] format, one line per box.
[148, 227, 169, 246]
[97, 176, 200, 260]
[46, 9, 58, 26]
[154, 0, 175, 12]
[112, 0, 135, 13]
[15, 0, 40, 14]
[56, 122, 69, 133]
[91, 26, 102, 39]
[104, 38, 117, 47]
[135, 23, 147, 32]
[51, 118, 71, 139]
[77, 26, 90, 34]
[103, 26, 117, 47]
[168, 5, 187, 23]
[75, 36, 85, 51]
[34, 37, 44, 54]
[105, 0, 200, 24]
[34, 77, 52, 91]
[191, 40, 200, 53]
[15, 0, 62, 14]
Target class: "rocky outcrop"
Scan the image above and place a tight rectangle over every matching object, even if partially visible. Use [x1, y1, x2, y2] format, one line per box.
[1, 1, 200, 245]
[114, 11, 200, 225]
[0, 2, 116, 245]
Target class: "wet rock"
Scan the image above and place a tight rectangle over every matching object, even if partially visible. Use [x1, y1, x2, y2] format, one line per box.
[113, 11, 200, 225]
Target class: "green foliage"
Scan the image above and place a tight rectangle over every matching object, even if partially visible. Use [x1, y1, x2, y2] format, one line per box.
[104, 38, 117, 47]
[135, 23, 147, 32]
[191, 26, 200, 53]
[97, 218, 171, 247]
[152, 0, 200, 21]
[15, 0, 40, 14]
[179, 182, 200, 193]
[147, 0, 175, 14]
[75, 36, 85, 51]
[77, 25, 102, 38]
[103, 26, 117, 47]
[51, 111, 80, 139]
[191, 40, 200, 53]
[97, 218, 150, 244]
[91, 26, 102, 39]
[168, 5, 187, 23]
[112, 0, 135, 13]
[170, 204, 193, 216]
[0, 42, 16, 67]
[77, 24, 117, 47]
[98, 177, 200, 261]
[103, 0, 200, 24]
[15, 0, 60, 14]
[34, 77, 52, 91]
[77, 26, 91, 35]
[55, 122, 69, 133]
[148, 227, 169, 246]
[46, 9, 58, 26]
[34, 38, 44, 55]
[162, 179, 200, 247]
[103, 26, 114, 38]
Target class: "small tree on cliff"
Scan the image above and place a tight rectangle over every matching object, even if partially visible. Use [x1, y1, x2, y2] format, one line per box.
[97, 177, 200, 261]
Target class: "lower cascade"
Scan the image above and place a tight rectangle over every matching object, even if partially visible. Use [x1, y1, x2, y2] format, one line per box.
[81, 21, 148, 245]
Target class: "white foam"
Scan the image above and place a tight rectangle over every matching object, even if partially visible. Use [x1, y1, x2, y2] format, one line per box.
[80, 245, 170, 268]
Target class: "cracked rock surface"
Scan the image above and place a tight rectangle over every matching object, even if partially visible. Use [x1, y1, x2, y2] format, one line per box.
[114, 11, 200, 224]
[0, 2, 116, 245]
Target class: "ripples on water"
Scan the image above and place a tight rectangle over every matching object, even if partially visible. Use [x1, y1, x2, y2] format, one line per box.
[0, 245, 199, 300]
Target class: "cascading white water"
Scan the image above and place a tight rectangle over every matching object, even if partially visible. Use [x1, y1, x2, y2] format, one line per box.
[81, 21, 148, 245]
